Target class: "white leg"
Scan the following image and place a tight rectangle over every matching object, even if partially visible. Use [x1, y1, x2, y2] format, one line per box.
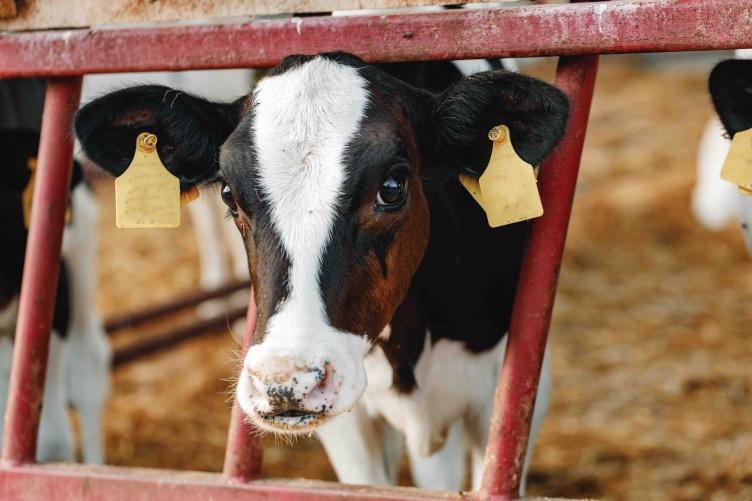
[408, 419, 466, 491]
[381, 418, 405, 485]
[62, 185, 111, 464]
[0, 335, 14, 448]
[468, 402, 492, 492]
[65, 315, 110, 464]
[316, 403, 391, 486]
[37, 333, 75, 462]
[467, 346, 552, 495]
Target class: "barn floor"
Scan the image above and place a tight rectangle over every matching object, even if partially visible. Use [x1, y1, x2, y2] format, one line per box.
[92, 55, 752, 501]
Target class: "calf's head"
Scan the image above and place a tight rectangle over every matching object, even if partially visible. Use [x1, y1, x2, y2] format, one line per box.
[75, 53, 568, 433]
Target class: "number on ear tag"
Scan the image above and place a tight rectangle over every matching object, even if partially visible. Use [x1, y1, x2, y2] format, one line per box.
[459, 125, 543, 228]
[720, 128, 752, 196]
[22, 157, 72, 229]
[115, 132, 181, 229]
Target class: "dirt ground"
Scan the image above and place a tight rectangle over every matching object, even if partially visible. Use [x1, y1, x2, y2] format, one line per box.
[91, 55, 752, 500]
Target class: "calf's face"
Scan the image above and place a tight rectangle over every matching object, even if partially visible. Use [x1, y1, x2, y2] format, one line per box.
[75, 53, 568, 434]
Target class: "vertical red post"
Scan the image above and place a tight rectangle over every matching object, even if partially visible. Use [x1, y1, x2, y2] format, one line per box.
[479, 55, 599, 500]
[1, 77, 82, 465]
[222, 291, 263, 482]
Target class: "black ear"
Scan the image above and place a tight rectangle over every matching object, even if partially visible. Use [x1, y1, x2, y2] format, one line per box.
[429, 71, 569, 175]
[75, 85, 244, 188]
[709, 59, 752, 138]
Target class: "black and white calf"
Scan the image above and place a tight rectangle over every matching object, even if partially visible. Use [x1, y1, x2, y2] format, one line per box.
[693, 51, 752, 253]
[75, 53, 568, 491]
[0, 79, 110, 463]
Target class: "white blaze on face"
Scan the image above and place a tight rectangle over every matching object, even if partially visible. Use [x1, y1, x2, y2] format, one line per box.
[239, 57, 372, 421]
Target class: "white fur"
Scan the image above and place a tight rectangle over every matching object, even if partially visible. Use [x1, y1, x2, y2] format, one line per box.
[408, 420, 466, 491]
[0, 335, 13, 448]
[238, 57, 372, 428]
[692, 118, 738, 230]
[61, 184, 111, 464]
[37, 332, 75, 462]
[326, 332, 550, 494]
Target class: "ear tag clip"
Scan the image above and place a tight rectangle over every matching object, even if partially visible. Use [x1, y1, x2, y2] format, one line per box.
[720, 128, 752, 196]
[22, 158, 72, 229]
[115, 132, 181, 229]
[459, 125, 543, 227]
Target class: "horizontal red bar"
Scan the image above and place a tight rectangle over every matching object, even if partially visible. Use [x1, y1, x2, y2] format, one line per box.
[1, 0, 752, 77]
[0, 464, 464, 501]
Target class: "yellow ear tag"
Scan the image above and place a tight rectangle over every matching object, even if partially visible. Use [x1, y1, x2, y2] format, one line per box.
[22, 158, 72, 229]
[720, 128, 752, 196]
[115, 132, 181, 229]
[459, 125, 543, 227]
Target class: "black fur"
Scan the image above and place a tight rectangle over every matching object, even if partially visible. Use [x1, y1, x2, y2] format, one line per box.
[75, 85, 241, 189]
[709, 59, 752, 137]
[73, 53, 570, 391]
[1, 120, 80, 338]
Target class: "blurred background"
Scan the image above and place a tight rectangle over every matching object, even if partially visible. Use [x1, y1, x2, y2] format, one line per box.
[79, 52, 751, 500]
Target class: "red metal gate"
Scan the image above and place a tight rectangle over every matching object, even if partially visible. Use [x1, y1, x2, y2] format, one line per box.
[1, 1, 750, 499]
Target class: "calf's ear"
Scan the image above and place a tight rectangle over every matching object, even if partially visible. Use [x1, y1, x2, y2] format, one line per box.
[709, 59, 752, 137]
[75, 85, 244, 188]
[428, 71, 569, 175]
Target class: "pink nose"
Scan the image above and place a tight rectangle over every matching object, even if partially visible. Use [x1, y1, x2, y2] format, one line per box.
[245, 362, 335, 418]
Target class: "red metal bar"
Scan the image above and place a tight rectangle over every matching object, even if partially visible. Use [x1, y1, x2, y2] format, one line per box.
[0, 464, 451, 501]
[1, 0, 752, 77]
[1, 77, 82, 465]
[479, 55, 599, 500]
[105, 279, 251, 332]
[111, 307, 248, 367]
[222, 291, 263, 483]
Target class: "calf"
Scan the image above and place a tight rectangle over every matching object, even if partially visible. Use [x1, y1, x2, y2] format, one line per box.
[75, 52, 568, 491]
[693, 52, 752, 253]
[0, 78, 110, 464]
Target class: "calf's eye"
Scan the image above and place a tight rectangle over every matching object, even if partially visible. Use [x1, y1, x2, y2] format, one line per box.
[376, 172, 408, 210]
[221, 182, 239, 216]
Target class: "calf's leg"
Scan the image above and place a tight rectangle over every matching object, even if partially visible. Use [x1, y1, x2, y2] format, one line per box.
[408, 419, 466, 491]
[36, 332, 75, 462]
[316, 403, 391, 485]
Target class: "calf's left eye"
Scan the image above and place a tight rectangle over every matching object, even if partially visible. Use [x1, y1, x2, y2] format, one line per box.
[221, 182, 239, 217]
[376, 172, 408, 210]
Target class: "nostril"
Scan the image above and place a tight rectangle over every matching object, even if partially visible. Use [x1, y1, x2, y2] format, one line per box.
[304, 363, 333, 397]
[247, 372, 266, 398]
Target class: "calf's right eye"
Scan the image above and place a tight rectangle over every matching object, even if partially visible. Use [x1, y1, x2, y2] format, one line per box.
[221, 182, 239, 216]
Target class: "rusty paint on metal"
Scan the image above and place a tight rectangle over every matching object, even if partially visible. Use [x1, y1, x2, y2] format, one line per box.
[479, 55, 600, 500]
[0, 463, 468, 500]
[0, 0, 751, 77]
[0, 77, 82, 465]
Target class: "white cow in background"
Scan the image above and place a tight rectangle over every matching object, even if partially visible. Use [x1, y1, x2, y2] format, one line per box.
[692, 49, 752, 255]
[81, 70, 253, 316]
